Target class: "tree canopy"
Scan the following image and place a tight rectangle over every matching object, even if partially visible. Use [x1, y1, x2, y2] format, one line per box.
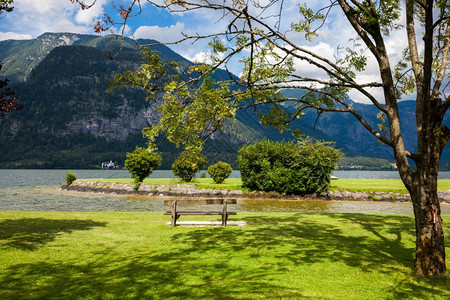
[75, 0, 449, 276]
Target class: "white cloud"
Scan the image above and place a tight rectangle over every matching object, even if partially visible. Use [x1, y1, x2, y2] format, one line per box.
[290, 42, 336, 79]
[0, 0, 101, 39]
[14, 0, 74, 14]
[0, 32, 32, 41]
[186, 51, 212, 64]
[75, 0, 108, 25]
[184, 51, 226, 65]
[134, 22, 186, 43]
[122, 25, 132, 36]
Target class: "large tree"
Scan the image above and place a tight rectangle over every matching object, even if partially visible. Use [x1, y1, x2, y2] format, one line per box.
[75, 0, 449, 275]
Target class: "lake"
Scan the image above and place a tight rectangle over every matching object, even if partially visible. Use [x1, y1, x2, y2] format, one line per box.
[1, 169, 450, 214]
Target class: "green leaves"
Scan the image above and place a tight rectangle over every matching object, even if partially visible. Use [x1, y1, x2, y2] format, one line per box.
[65, 171, 77, 185]
[292, 4, 326, 41]
[148, 75, 235, 151]
[110, 48, 237, 155]
[172, 150, 207, 182]
[238, 139, 342, 195]
[207, 161, 233, 184]
[124, 147, 162, 190]
[108, 50, 168, 101]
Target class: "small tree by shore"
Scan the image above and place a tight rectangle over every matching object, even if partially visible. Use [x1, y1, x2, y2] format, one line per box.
[125, 147, 162, 190]
[208, 161, 233, 184]
[172, 150, 206, 182]
[65, 171, 77, 185]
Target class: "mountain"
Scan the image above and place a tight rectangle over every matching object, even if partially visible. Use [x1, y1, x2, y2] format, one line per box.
[0, 32, 189, 83]
[1, 32, 445, 169]
[0, 33, 289, 168]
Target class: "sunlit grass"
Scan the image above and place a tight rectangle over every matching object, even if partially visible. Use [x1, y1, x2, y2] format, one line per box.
[330, 179, 409, 192]
[85, 178, 450, 193]
[83, 178, 246, 191]
[0, 211, 449, 299]
[331, 179, 450, 193]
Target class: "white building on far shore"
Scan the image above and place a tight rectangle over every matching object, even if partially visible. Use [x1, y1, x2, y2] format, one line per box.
[101, 160, 117, 169]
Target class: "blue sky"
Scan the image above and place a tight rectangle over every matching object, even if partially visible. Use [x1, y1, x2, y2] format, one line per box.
[0, 0, 424, 103]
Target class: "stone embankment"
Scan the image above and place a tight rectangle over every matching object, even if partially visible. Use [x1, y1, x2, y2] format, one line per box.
[61, 180, 450, 203]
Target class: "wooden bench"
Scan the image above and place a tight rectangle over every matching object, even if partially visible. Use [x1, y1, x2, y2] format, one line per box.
[164, 198, 237, 226]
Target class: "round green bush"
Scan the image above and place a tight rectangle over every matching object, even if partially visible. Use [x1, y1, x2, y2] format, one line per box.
[208, 161, 232, 184]
[125, 147, 162, 190]
[172, 151, 207, 182]
[65, 171, 77, 185]
[238, 139, 342, 195]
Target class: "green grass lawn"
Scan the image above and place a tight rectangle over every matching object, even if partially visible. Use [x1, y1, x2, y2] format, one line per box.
[88, 178, 450, 193]
[1, 211, 449, 299]
[87, 178, 246, 191]
[330, 179, 450, 193]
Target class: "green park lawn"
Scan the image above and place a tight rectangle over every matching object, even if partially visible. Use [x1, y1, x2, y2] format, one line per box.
[91, 177, 450, 193]
[0, 211, 449, 299]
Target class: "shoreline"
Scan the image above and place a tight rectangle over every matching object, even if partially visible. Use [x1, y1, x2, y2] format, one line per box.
[62, 180, 450, 203]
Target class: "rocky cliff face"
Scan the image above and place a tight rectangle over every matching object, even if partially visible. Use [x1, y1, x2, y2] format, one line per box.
[63, 104, 160, 141]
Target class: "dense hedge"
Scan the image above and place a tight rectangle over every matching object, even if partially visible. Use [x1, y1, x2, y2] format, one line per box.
[238, 139, 342, 195]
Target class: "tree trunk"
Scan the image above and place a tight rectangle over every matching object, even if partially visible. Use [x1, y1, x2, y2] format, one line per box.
[403, 152, 446, 275]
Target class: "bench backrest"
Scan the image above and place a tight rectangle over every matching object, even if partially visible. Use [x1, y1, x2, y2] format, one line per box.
[163, 199, 237, 205]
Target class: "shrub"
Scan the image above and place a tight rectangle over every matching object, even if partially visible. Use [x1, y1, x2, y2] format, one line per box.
[65, 171, 77, 185]
[238, 139, 342, 195]
[125, 147, 162, 190]
[208, 161, 233, 184]
[172, 150, 207, 182]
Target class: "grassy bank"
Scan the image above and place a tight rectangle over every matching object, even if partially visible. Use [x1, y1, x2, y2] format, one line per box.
[85, 178, 246, 191]
[1, 211, 449, 299]
[331, 179, 450, 193]
[87, 178, 450, 193]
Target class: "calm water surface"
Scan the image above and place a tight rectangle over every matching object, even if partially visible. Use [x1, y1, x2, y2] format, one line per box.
[1, 169, 450, 214]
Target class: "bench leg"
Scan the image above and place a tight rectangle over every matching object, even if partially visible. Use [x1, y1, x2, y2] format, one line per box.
[171, 200, 177, 226]
[222, 199, 228, 226]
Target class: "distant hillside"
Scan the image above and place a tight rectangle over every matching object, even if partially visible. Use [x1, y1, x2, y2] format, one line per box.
[280, 88, 450, 164]
[1, 32, 446, 169]
[0, 34, 307, 168]
[0, 41, 250, 168]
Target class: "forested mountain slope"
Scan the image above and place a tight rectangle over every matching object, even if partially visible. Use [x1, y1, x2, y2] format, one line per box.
[1, 33, 446, 169]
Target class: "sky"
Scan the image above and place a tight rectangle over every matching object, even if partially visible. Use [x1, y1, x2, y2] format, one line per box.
[0, 0, 421, 103]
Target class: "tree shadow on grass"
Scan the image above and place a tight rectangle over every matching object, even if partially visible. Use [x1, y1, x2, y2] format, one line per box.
[0, 214, 449, 299]
[168, 213, 450, 298]
[0, 250, 309, 299]
[329, 213, 450, 300]
[170, 214, 415, 271]
[0, 218, 107, 250]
